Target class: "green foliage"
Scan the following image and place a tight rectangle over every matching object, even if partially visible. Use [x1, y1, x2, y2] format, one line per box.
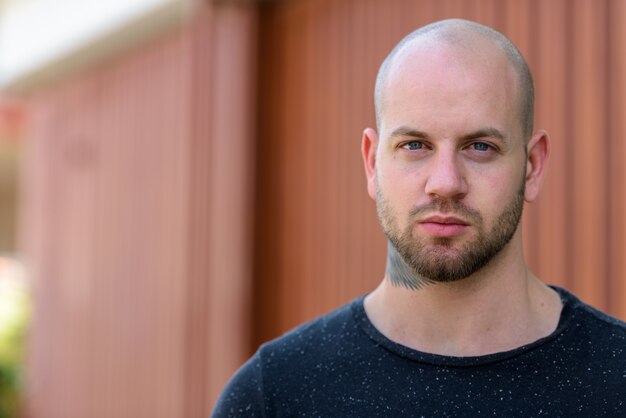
[0, 277, 29, 418]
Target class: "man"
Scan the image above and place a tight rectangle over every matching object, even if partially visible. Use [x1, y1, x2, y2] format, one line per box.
[213, 19, 626, 417]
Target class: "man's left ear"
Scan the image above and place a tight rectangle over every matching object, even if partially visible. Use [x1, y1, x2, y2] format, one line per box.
[524, 130, 550, 202]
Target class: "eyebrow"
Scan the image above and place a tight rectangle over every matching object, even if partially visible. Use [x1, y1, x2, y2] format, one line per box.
[389, 126, 508, 144]
[461, 128, 508, 143]
[389, 127, 430, 139]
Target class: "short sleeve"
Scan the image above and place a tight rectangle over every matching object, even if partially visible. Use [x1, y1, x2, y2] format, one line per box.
[211, 351, 265, 417]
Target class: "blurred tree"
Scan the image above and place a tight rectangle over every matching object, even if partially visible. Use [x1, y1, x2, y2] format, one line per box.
[0, 268, 29, 418]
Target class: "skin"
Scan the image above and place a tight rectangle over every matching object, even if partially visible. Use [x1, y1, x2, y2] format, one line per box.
[361, 25, 562, 357]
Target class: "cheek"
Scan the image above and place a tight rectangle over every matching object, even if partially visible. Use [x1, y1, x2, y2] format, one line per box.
[376, 173, 420, 232]
[377, 164, 423, 205]
[469, 167, 523, 216]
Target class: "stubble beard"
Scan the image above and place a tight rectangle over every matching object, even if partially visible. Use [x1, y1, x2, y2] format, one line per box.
[377, 176, 525, 287]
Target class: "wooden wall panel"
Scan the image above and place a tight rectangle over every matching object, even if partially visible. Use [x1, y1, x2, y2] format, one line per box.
[569, 0, 609, 309]
[203, 5, 257, 411]
[20, 3, 257, 417]
[608, 0, 626, 319]
[253, 0, 626, 354]
[24, 32, 192, 418]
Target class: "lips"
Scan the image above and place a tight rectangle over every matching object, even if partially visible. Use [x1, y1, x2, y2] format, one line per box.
[420, 215, 469, 225]
[418, 215, 469, 237]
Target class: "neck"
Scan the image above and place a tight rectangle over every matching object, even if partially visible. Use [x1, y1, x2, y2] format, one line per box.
[365, 234, 562, 357]
[385, 240, 434, 290]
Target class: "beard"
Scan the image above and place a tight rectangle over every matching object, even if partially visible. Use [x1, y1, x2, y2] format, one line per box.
[376, 175, 525, 286]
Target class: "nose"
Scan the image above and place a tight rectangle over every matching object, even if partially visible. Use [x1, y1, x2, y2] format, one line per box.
[424, 150, 468, 199]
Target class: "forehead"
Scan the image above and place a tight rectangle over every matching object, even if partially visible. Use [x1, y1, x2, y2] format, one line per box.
[380, 39, 521, 138]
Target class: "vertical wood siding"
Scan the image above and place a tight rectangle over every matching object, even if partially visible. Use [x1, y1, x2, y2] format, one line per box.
[20, 4, 257, 417]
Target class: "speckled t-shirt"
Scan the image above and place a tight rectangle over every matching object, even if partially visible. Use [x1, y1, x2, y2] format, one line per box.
[212, 287, 626, 417]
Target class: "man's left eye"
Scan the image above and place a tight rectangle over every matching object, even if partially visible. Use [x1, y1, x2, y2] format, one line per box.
[471, 142, 491, 152]
[404, 141, 424, 151]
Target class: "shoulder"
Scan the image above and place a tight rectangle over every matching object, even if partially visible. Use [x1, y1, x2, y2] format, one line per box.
[264, 297, 362, 345]
[212, 350, 264, 417]
[572, 296, 626, 366]
[212, 297, 367, 417]
[559, 286, 626, 341]
[554, 287, 626, 379]
[257, 296, 365, 368]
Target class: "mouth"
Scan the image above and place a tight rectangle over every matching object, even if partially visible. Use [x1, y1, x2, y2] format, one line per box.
[418, 215, 470, 237]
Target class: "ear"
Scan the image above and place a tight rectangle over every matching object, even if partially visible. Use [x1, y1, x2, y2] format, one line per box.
[361, 128, 379, 200]
[524, 129, 550, 202]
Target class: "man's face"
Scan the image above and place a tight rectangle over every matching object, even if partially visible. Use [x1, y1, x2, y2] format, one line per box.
[373, 41, 528, 283]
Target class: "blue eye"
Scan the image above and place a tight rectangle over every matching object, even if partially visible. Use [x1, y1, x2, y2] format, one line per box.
[405, 141, 423, 151]
[472, 142, 491, 151]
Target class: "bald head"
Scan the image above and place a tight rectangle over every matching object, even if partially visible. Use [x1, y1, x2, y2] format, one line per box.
[374, 19, 534, 139]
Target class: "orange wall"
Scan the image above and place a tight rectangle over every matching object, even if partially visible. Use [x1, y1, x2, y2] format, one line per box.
[20, 4, 257, 417]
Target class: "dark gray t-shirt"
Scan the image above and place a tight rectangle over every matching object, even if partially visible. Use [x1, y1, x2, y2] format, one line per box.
[212, 287, 626, 417]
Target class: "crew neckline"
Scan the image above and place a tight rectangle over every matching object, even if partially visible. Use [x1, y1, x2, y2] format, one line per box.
[352, 285, 576, 368]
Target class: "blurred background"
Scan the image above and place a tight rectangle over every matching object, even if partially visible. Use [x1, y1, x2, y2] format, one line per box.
[0, 0, 625, 416]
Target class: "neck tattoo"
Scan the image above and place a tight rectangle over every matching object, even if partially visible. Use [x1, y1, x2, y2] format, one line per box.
[385, 240, 434, 290]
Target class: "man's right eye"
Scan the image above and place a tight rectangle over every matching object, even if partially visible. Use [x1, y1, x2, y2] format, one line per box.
[403, 141, 424, 151]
